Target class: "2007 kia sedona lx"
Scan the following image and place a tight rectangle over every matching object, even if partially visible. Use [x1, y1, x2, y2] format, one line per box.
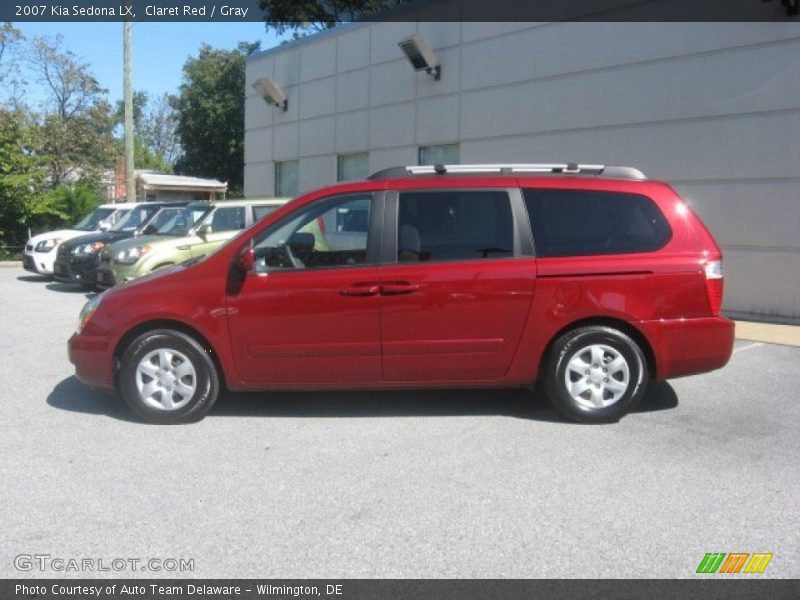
[69, 163, 734, 424]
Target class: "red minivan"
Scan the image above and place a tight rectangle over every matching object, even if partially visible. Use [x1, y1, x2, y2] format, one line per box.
[69, 163, 734, 424]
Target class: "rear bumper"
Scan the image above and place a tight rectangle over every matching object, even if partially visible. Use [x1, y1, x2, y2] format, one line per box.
[68, 333, 115, 390]
[638, 316, 735, 380]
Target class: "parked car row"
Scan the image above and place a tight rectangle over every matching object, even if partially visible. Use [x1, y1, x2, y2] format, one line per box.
[61, 163, 735, 425]
[24, 198, 289, 290]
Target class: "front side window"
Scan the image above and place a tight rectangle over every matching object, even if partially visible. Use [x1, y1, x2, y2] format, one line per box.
[207, 206, 246, 233]
[253, 194, 372, 273]
[397, 191, 513, 263]
[275, 160, 299, 197]
[522, 189, 672, 257]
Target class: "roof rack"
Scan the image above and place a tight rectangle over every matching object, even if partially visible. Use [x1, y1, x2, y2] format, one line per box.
[368, 163, 647, 181]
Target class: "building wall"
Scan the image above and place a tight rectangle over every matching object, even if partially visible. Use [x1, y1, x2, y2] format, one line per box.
[244, 21, 800, 321]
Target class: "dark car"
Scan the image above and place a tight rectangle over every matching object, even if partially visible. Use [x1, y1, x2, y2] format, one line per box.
[69, 163, 734, 425]
[53, 202, 188, 289]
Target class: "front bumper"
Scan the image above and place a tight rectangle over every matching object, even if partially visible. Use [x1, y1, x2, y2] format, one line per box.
[55, 254, 100, 285]
[27, 249, 56, 274]
[94, 265, 117, 289]
[638, 316, 735, 380]
[52, 257, 74, 282]
[22, 253, 37, 273]
[68, 333, 115, 389]
[109, 262, 144, 285]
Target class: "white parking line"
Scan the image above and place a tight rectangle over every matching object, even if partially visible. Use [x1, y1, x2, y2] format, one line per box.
[733, 342, 764, 354]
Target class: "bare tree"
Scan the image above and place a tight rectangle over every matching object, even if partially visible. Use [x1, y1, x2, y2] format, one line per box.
[140, 93, 181, 165]
[27, 35, 116, 185]
[0, 22, 22, 83]
[0, 23, 26, 107]
[29, 35, 106, 121]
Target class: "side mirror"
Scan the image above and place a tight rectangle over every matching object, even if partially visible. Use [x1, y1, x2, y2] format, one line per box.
[197, 224, 211, 239]
[98, 221, 112, 231]
[141, 224, 157, 236]
[235, 246, 255, 272]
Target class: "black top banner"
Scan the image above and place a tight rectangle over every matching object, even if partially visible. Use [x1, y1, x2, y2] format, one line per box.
[2, 0, 799, 22]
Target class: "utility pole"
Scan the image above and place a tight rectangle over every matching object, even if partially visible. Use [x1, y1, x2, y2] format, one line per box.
[123, 18, 135, 202]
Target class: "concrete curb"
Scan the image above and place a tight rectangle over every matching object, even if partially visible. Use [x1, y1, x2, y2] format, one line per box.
[0, 261, 22, 268]
[734, 320, 800, 348]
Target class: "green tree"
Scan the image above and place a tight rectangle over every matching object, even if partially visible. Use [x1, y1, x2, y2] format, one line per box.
[171, 42, 260, 195]
[0, 109, 47, 248]
[134, 137, 172, 173]
[114, 90, 148, 133]
[40, 179, 104, 224]
[114, 91, 180, 167]
[258, 0, 412, 35]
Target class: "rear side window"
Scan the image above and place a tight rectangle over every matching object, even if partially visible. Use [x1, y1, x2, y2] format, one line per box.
[522, 189, 671, 257]
[397, 191, 513, 262]
[253, 205, 279, 221]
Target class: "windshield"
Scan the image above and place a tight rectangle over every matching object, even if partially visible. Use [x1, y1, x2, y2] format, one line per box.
[142, 207, 184, 233]
[153, 205, 212, 236]
[110, 205, 161, 232]
[73, 207, 117, 231]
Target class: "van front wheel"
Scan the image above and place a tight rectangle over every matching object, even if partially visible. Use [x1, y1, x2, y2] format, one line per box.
[543, 326, 648, 423]
[119, 329, 220, 424]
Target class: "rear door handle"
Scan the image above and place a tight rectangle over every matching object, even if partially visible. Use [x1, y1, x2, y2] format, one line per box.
[381, 281, 420, 295]
[340, 283, 381, 297]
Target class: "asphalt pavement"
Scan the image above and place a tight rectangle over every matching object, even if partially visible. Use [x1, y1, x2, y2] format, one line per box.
[1, 266, 797, 578]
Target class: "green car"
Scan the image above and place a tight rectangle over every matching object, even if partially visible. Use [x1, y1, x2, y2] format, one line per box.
[95, 198, 289, 288]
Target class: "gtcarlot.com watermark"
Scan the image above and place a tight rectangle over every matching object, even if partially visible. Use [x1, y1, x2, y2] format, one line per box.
[14, 553, 194, 573]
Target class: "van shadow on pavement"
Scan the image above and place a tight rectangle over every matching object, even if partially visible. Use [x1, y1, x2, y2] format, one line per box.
[45, 282, 92, 294]
[47, 376, 678, 424]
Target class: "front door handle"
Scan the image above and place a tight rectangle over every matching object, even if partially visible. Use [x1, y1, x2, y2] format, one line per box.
[340, 283, 380, 297]
[381, 281, 420, 295]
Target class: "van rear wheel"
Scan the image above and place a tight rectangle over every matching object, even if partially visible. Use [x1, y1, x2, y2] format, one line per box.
[543, 325, 648, 423]
[119, 329, 220, 424]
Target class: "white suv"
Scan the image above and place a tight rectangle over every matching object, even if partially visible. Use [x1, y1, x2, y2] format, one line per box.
[23, 203, 130, 277]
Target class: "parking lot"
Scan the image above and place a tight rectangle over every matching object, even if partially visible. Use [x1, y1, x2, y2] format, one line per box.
[1, 264, 797, 578]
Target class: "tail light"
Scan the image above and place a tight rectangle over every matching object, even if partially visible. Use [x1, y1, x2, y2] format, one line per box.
[704, 259, 724, 316]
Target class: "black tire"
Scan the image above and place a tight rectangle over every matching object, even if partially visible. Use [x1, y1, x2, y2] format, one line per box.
[118, 329, 220, 424]
[542, 325, 648, 424]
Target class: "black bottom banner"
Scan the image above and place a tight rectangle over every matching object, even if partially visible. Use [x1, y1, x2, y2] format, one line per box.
[3, 579, 800, 600]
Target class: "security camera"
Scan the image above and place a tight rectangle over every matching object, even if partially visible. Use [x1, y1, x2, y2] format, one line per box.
[252, 78, 288, 111]
[399, 34, 441, 80]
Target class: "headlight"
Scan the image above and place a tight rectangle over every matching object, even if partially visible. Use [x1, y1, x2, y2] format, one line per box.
[76, 294, 103, 335]
[113, 244, 151, 265]
[35, 238, 63, 252]
[72, 241, 106, 255]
